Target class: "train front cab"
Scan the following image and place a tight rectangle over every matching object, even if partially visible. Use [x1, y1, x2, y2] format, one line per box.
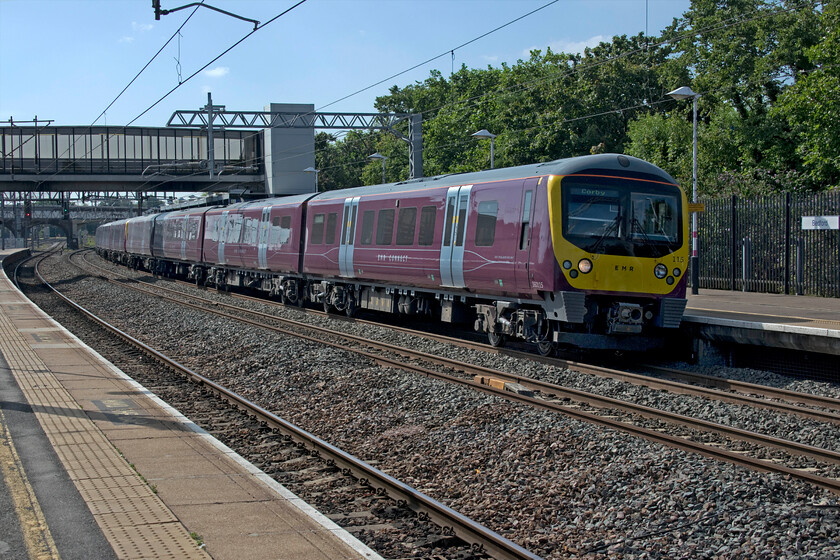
[543, 165, 689, 351]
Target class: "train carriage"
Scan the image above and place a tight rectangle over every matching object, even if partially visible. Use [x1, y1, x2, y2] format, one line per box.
[146, 208, 209, 278]
[201, 194, 314, 294]
[95, 218, 129, 259]
[125, 215, 156, 256]
[96, 153, 689, 353]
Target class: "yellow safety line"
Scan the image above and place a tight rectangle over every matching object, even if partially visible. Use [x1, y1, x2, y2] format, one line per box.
[0, 408, 61, 560]
[686, 306, 840, 327]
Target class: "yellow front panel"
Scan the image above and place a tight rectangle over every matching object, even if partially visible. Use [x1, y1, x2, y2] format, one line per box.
[546, 175, 689, 295]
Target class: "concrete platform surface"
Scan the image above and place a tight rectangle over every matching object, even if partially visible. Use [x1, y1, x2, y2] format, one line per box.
[684, 289, 840, 356]
[687, 289, 840, 329]
[0, 248, 381, 559]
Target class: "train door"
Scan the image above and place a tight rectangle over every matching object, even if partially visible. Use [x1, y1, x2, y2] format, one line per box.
[257, 206, 271, 269]
[515, 178, 538, 290]
[440, 185, 472, 287]
[218, 210, 229, 265]
[339, 197, 360, 277]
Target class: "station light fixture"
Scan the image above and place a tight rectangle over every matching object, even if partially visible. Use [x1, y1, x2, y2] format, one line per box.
[367, 153, 387, 184]
[668, 86, 702, 295]
[471, 129, 497, 169]
[303, 166, 320, 191]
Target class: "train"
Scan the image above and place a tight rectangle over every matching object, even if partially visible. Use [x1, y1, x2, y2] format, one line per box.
[96, 153, 689, 354]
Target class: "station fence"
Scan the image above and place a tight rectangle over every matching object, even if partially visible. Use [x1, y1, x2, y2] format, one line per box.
[698, 191, 839, 297]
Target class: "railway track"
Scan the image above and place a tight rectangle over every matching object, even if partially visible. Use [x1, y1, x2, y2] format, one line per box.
[17, 250, 540, 560]
[81, 250, 840, 422]
[73, 250, 840, 495]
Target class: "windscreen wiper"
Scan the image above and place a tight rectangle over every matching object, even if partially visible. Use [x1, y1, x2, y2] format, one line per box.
[631, 217, 651, 244]
[591, 213, 621, 253]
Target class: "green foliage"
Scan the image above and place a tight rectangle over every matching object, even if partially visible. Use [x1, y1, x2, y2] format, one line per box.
[315, 0, 834, 195]
[775, 1, 840, 189]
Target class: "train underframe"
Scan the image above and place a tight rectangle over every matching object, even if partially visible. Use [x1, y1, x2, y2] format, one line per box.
[99, 251, 686, 354]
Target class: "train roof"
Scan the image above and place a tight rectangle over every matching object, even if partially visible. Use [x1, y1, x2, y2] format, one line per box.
[104, 154, 677, 225]
[308, 153, 679, 202]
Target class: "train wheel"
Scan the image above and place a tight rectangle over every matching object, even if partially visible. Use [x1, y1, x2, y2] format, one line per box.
[322, 295, 332, 313]
[537, 340, 556, 357]
[487, 332, 506, 348]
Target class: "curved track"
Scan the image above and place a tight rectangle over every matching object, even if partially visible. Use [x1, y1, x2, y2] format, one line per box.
[77, 250, 840, 495]
[19, 250, 540, 560]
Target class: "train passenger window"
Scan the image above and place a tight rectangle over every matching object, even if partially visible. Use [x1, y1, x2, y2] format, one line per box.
[360, 210, 375, 245]
[326, 212, 338, 245]
[376, 209, 395, 245]
[208, 218, 218, 241]
[418, 206, 436, 246]
[227, 214, 243, 243]
[396, 207, 417, 245]
[520, 190, 533, 251]
[243, 217, 259, 244]
[455, 195, 468, 247]
[187, 219, 199, 241]
[475, 200, 498, 247]
[311, 214, 325, 244]
[269, 215, 292, 248]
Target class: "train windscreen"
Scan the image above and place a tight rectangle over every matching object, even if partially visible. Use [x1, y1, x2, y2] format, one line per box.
[561, 176, 683, 258]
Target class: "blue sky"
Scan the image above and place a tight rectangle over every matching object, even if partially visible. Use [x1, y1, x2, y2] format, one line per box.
[0, 0, 691, 128]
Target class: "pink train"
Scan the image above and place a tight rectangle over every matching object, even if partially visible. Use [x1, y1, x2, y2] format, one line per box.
[96, 154, 689, 353]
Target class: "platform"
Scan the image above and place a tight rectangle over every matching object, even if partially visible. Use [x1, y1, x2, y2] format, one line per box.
[0, 248, 380, 560]
[684, 289, 840, 356]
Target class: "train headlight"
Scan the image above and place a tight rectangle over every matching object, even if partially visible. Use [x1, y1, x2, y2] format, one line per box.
[578, 259, 592, 274]
[673, 267, 682, 277]
[563, 260, 572, 270]
[654, 263, 668, 279]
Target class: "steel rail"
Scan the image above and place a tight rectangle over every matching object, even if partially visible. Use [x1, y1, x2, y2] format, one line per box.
[35, 252, 542, 560]
[77, 252, 840, 464]
[82, 250, 840, 417]
[75, 255, 840, 495]
[634, 363, 840, 411]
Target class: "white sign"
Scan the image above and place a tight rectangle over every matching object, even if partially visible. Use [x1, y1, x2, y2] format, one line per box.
[802, 215, 840, 230]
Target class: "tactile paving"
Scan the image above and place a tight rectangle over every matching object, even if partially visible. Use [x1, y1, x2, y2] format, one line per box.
[1, 250, 374, 560]
[102, 522, 206, 560]
[0, 257, 210, 560]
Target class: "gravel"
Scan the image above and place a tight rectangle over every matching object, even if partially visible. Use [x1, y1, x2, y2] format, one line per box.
[34, 251, 840, 559]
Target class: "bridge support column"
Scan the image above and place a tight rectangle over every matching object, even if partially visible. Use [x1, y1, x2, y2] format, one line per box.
[263, 103, 317, 196]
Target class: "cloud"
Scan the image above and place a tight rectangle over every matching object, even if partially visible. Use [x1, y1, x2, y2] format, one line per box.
[482, 55, 499, 63]
[525, 35, 606, 56]
[204, 66, 230, 78]
[119, 36, 135, 44]
[132, 21, 154, 32]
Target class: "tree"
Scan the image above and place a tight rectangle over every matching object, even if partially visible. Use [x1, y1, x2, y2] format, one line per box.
[628, 0, 825, 195]
[775, 1, 840, 189]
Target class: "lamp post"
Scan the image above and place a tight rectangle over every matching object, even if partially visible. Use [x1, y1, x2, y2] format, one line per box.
[368, 152, 387, 184]
[668, 86, 701, 295]
[303, 166, 320, 191]
[471, 129, 497, 169]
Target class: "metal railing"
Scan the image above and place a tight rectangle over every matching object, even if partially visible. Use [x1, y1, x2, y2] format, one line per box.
[698, 191, 840, 297]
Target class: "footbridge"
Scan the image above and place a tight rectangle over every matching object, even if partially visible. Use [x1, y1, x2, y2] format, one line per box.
[1, 98, 421, 196]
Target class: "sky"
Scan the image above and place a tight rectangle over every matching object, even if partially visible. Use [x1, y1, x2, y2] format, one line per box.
[0, 0, 692, 129]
